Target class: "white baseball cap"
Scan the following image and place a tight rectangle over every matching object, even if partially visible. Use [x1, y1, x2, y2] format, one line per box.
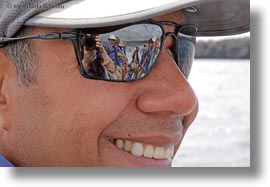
[108, 34, 117, 40]
[24, 0, 249, 36]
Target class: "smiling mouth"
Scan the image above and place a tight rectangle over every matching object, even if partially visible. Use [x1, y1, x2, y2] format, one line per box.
[111, 139, 175, 160]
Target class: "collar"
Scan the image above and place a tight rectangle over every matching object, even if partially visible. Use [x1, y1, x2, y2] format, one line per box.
[0, 154, 14, 167]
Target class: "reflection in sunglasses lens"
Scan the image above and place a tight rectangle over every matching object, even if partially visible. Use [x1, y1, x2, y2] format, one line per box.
[80, 23, 195, 81]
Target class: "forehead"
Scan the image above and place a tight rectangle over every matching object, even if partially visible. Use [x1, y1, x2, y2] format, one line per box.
[152, 10, 187, 24]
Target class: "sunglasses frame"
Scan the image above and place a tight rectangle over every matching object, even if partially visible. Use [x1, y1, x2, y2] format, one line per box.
[0, 19, 197, 82]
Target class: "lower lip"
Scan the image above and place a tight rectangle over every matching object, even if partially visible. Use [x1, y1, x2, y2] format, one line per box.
[108, 140, 172, 167]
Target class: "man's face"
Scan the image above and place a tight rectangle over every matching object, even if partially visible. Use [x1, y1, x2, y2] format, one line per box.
[109, 39, 116, 45]
[1, 10, 198, 167]
[155, 40, 161, 49]
[148, 41, 154, 49]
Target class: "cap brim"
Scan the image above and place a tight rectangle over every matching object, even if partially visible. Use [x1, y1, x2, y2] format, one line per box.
[25, 0, 250, 36]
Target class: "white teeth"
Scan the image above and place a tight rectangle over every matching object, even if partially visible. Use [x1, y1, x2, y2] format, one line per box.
[143, 145, 154, 158]
[116, 139, 124, 149]
[131, 142, 143, 157]
[165, 146, 174, 159]
[124, 140, 133, 152]
[170, 147, 174, 158]
[113, 139, 174, 160]
[153, 147, 165, 159]
[164, 147, 171, 159]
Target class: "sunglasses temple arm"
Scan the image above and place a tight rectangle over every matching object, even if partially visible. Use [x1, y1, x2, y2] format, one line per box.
[0, 32, 77, 47]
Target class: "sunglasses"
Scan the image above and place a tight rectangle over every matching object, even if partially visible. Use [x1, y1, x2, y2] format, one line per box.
[0, 20, 197, 82]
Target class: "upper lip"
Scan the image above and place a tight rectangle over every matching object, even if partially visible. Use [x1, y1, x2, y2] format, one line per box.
[105, 115, 184, 147]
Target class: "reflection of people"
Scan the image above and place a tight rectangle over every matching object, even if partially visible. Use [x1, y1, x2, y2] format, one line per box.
[119, 40, 127, 56]
[105, 35, 127, 66]
[0, 0, 249, 167]
[117, 39, 128, 79]
[148, 37, 161, 69]
[141, 43, 148, 59]
[82, 35, 121, 80]
[81, 45, 96, 73]
[130, 47, 140, 78]
[131, 47, 140, 65]
[105, 34, 128, 79]
[140, 38, 154, 72]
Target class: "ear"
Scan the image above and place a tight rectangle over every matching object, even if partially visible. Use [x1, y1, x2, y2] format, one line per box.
[0, 49, 11, 132]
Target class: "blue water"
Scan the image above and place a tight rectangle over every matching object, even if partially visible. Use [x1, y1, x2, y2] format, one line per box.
[173, 59, 250, 167]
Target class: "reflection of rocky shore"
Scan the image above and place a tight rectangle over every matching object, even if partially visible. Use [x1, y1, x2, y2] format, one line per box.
[195, 37, 250, 59]
[120, 37, 250, 61]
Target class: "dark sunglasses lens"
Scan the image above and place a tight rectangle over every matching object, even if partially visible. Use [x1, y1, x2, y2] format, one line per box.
[177, 26, 197, 78]
[79, 23, 163, 81]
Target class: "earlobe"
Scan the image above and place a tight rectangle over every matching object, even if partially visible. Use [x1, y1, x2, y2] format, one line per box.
[0, 78, 7, 108]
[0, 94, 6, 104]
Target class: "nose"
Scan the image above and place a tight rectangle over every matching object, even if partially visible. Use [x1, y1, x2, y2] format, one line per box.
[135, 37, 198, 117]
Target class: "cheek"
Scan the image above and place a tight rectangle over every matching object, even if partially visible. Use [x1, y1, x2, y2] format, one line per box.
[47, 82, 132, 165]
[5, 87, 56, 165]
[7, 80, 132, 166]
[9, 38, 134, 165]
[35, 66, 132, 165]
